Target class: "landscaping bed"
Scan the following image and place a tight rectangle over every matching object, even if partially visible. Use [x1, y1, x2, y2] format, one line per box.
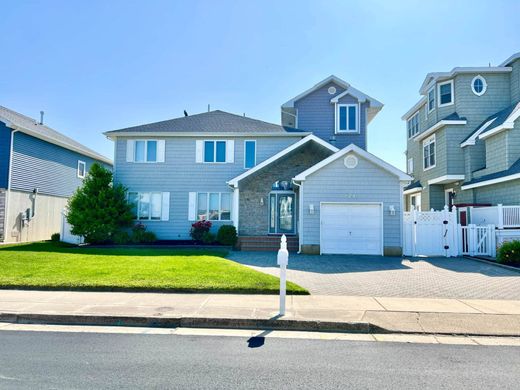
[0, 242, 308, 294]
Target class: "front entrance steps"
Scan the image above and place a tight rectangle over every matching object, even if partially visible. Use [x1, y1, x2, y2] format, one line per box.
[237, 235, 299, 252]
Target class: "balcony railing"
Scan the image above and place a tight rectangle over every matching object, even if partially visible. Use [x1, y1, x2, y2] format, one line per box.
[471, 204, 520, 229]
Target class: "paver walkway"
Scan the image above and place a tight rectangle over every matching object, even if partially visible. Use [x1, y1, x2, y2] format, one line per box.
[227, 252, 520, 299]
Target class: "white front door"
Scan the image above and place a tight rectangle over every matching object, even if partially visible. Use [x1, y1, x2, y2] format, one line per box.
[320, 203, 383, 255]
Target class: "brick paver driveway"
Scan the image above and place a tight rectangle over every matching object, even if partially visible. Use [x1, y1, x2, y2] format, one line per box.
[227, 252, 520, 299]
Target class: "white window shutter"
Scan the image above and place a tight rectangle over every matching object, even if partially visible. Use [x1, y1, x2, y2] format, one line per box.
[157, 140, 166, 162]
[126, 140, 135, 162]
[188, 192, 197, 221]
[195, 141, 203, 163]
[161, 192, 170, 221]
[226, 140, 234, 163]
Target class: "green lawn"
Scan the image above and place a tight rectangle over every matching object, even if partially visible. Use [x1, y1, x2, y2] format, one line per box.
[0, 242, 308, 294]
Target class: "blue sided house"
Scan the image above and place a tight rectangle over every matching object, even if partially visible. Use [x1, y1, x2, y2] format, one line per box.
[0, 106, 112, 243]
[105, 76, 411, 255]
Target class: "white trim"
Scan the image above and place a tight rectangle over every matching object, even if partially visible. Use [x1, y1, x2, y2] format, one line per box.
[427, 175, 465, 185]
[471, 75, 487, 96]
[413, 119, 467, 142]
[427, 86, 436, 113]
[478, 104, 520, 140]
[409, 193, 422, 212]
[402, 97, 426, 120]
[403, 186, 422, 195]
[195, 192, 233, 222]
[202, 140, 229, 164]
[131, 139, 162, 163]
[281, 75, 350, 108]
[407, 157, 414, 174]
[77, 160, 86, 179]
[335, 104, 359, 134]
[423, 135, 436, 171]
[106, 131, 310, 139]
[329, 86, 383, 108]
[407, 111, 420, 139]
[419, 67, 511, 94]
[444, 188, 454, 208]
[293, 143, 412, 182]
[319, 202, 384, 256]
[227, 134, 339, 187]
[243, 140, 256, 169]
[232, 188, 239, 229]
[461, 172, 520, 190]
[437, 80, 454, 108]
[268, 191, 296, 235]
[460, 118, 497, 147]
[499, 52, 520, 67]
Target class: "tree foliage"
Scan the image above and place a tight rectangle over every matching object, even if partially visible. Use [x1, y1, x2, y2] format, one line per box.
[67, 163, 134, 244]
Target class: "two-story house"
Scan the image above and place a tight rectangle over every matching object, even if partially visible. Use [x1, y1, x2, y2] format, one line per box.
[403, 52, 520, 216]
[0, 106, 112, 243]
[105, 76, 411, 255]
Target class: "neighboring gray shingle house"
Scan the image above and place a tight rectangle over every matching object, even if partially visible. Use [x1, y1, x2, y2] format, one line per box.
[402, 52, 520, 216]
[0, 106, 112, 243]
[106, 76, 411, 255]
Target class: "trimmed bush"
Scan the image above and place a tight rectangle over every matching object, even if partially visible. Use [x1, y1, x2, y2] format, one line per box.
[141, 231, 157, 243]
[190, 220, 212, 242]
[217, 225, 238, 246]
[51, 233, 60, 242]
[202, 231, 216, 244]
[498, 240, 520, 265]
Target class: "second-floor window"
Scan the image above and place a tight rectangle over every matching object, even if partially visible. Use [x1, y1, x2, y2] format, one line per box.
[336, 104, 358, 133]
[77, 160, 86, 179]
[126, 140, 165, 163]
[423, 135, 436, 170]
[428, 87, 435, 113]
[407, 158, 414, 174]
[195, 140, 234, 163]
[244, 140, 256, 169]
[407, 112, 419, 138]
[438, 80, 454, 107]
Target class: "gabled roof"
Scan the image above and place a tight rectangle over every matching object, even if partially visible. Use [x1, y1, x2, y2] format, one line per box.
[413, 112, 467, 142]
[461, 103, 520, 147]
[403, 181, 423, 194]
[281, 75, 350, 108]
[500, 52, 520, 67]
[462, 158, 520, 190]
[227, 134, 338, 187]
[293, 143, 411, 182]
[104, 110, 307, 138]
[402, 97, 427, 120]
[0, 106, 112, 164]
[419, 67, 512, 95]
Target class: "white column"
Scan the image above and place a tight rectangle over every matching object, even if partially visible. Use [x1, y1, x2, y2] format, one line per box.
[277, 234, 289, 316]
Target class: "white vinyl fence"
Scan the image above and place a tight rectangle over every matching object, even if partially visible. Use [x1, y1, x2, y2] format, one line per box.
[458, 224, 496, 257]
[471, 204, 520, 228]
[60, 209, 84, 245]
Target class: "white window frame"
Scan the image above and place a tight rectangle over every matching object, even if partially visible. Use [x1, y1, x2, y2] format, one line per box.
[129, 191, 163, 221]
[77, 160, 86, 179]
[437, 80, 454, 108]
[407, 158, 414, 174]
[133, 139, 159, 163]
[203, 140, 227, 164]
[427, 86, 436, 113]
[336, 104, 359, 134]
[423, 134, 436, 171]
[407, 112, 420, 139]
[243, 140, 256, 169]
[410, 193, 421, 211]
[196, 192, 232, 221]
[471, 75, 487, 96]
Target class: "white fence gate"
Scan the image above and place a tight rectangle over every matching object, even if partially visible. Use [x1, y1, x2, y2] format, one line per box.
[459, 224, 496, 257]
[404, 206, 459, 257]
[60, 210, 84, 245]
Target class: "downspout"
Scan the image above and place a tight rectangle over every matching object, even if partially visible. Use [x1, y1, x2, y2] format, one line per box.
[292, 180, 302, 254]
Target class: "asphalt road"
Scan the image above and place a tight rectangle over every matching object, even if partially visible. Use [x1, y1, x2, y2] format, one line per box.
[0, 331, 519, 389]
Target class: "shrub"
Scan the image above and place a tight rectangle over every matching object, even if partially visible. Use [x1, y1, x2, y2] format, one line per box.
[50, 233, 60, 242]
[190, 220, 212, 242]
[113, 231, 131, 245]
[217, 225, 237, 246]
[498, 240, 520, 265]
[66, 163, 134, 244]
[130, 223, 147, 243]
[201, 231, 216, 244]
[141, 231, 157, 243]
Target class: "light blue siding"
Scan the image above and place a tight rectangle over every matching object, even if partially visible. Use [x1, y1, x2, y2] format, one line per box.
[294, 82, 367, 149]
[114, 136, 302, 239]
[10, 132, 109, 197]
[0, 122, 12, 188]
[300, 154, 402, 251]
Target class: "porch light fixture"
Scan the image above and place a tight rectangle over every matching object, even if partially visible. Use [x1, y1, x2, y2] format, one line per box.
[389, 205, 396, 216]
[260, 197, 264, 206]
[309, 204, 315, 214]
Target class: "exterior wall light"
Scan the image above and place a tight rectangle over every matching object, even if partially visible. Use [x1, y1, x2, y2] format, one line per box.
[309, 204, 315, 214]
[389, 205, 396, 216]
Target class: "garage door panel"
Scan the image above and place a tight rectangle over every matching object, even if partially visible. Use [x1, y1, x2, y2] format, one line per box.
[320, 203, 382, 255]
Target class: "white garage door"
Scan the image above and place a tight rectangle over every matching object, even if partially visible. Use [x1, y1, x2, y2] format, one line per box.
[320, 203, 383, 255]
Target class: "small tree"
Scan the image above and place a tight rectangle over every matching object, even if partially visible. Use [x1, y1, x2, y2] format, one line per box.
[67, 163, 134, 244]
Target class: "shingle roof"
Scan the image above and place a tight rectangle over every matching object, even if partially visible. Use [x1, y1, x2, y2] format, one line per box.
[464, 158, 520, 186]
[404, 180, 422, 191]
[0, 106, 112, 164]
[104, 110, 307, 136]
[442, 112, 466, 121]
[461, 103, 519, 145]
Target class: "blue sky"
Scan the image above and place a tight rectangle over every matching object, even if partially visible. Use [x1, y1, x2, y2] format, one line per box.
[1, 0, 519, 169]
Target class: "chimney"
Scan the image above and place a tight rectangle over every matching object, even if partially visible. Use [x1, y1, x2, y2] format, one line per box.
[39, 111, 44, 125]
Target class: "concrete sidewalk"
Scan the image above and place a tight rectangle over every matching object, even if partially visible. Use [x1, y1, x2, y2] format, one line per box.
[1, 290, 520, 336]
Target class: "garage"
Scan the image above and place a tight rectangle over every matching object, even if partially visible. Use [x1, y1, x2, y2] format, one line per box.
[320, 203, 383, 255]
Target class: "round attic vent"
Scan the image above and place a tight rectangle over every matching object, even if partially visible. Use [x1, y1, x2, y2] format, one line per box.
[328, 86, 337, 95]
[344, 154, 358, 169]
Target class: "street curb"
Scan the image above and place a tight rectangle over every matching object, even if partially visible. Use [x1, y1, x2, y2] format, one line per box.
[463, 256, 520, 274]
[2, 312, 519, 337]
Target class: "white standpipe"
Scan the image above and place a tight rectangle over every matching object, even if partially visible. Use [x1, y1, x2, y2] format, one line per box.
[277, 234, 289, 315]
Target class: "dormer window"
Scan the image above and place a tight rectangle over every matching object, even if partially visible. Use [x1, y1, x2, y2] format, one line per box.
[336, 104, 359, 133]
[438, 80, 454, 107]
